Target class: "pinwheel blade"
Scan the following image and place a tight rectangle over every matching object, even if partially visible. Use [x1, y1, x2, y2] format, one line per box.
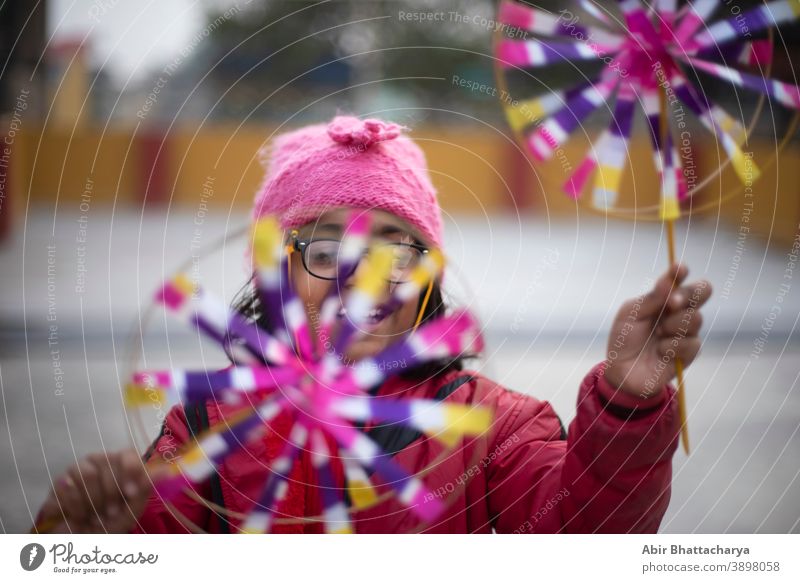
[317, 211, 372, 358]
[669, 67, 761, 184]
[504, 82, 593, 133]
[330, 397, 491, 447]
[309, 428, 352, 534]
[350, 309, 484, 390]
[333, 245, 394, 356]
[498, 0, 623, 46]
[127, 366, 297, 408]
[251, 216, 288, 339]
[327, 422, 444, 522]
[691, 0, 800, 53]
[563, 81, 636, 207]
[673, 0, 718, 46]
[342, 456, 379, 509]
[157, 274, 290, 366]
[526, 76, 621, 161]
[682, 55, 800, 110]
[497, 38, 619, 69]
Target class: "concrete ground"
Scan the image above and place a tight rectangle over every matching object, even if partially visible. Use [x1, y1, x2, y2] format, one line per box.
[1, 209, 798, 533]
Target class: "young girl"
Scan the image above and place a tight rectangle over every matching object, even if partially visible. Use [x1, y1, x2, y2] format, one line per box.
[35, 115, 712, 534]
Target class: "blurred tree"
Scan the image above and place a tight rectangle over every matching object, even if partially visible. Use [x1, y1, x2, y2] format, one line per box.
[185, 0, 507, 123]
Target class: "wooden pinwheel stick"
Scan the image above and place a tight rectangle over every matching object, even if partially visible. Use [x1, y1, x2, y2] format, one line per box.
[658, 82, 690, 456]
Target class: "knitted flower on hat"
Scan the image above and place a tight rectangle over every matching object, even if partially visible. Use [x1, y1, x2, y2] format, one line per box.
[327, 116, 404, 146]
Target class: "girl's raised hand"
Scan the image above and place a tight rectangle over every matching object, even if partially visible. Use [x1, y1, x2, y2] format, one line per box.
[603, 263, 712, 400]
[34, 449, 161, 533]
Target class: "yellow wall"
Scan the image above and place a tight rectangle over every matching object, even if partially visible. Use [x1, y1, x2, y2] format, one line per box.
[21, 127, 137, 205]
[50, 53, 89, 130]
[8, 124, 800, 246]
[716, 142, 800, 246]
[169, 126, 267, 208]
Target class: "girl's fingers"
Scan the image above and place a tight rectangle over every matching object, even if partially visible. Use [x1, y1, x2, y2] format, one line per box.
[678, 337, 702, 362]
[119, 449, 148, 501]
[87, 453, 120, 518]
[657, 308, 704, 337]
[667, 279, 713, 312]
[657, 336, 702, 364]
[38, 483, 69, 530]
[38, 450, 154, 534]
[99, 453, 123, 519]
[637, 263, 689, 319]
[119, 450, 157, 531]
[70, 459, 105, 524]
[100, 451, 146, 532]
[57, 470, 86, 523]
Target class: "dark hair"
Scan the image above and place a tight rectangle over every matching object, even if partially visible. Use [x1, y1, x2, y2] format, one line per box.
[229, 275, 467, 381]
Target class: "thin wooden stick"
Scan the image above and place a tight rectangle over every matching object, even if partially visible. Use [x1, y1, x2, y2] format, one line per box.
[411, 278, 434, 335]
[659, 81, 690, 455]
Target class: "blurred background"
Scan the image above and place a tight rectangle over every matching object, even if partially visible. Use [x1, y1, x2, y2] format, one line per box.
[1, 0, 798, 533]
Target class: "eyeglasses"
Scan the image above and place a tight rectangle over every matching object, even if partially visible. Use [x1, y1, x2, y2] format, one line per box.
[291, 235, 429, 284]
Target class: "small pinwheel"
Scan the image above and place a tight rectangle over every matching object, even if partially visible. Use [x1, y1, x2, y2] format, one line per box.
[495, 0, 800, 455]
[495, 0, 800, 219]
[126, 212, 491, 533]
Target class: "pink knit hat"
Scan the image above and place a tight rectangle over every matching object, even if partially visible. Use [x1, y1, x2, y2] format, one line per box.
[252, 115, 443, 248]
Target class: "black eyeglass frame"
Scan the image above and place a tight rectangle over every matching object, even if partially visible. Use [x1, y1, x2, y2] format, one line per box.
[291, 233, 429, 284]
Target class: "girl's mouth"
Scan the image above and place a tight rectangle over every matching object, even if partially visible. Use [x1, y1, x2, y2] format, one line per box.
[337, 304, 392, 325]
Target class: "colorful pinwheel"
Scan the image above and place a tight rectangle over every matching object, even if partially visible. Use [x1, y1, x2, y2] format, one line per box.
[494, 0, 800, 455]
[126, 212, 491, 533]
[495, 0, 800, 219]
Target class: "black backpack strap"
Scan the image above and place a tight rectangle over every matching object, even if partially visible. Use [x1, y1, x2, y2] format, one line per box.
[142, 423, 166, 463]
[434, 375, 474, 401]
[558, 415, 567, 440]
[183, 402, 231, 534]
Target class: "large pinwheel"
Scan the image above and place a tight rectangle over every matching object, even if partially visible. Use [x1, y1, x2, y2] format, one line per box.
[126, 212, 491, 533]
[495, 0, 800, 218]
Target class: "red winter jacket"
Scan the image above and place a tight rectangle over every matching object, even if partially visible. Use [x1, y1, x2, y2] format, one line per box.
[131, 361, 680, 534]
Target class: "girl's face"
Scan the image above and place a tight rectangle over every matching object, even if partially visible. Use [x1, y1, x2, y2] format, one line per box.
[290, 208, 428, 363]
